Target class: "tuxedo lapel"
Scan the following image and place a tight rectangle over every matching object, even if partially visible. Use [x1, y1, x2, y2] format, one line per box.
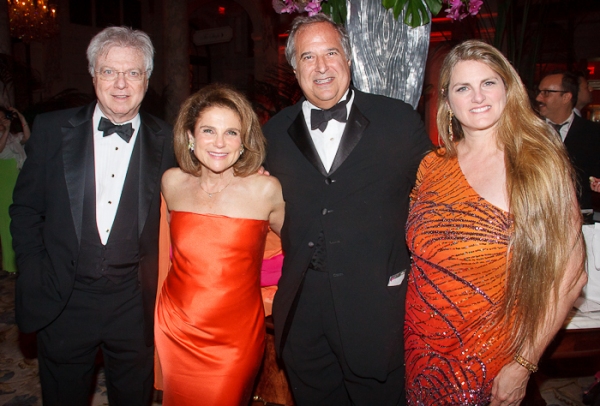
[63, 103, 95, 245]
[288, 111, 328, 177]
[138, 112, 166, 236]
[565, 114, 583, 144]
[329, 104, 369, 174]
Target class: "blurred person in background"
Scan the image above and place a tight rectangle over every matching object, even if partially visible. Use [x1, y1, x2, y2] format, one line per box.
[0, 106, 29, 273]
[537, 70, 600, 210]
[574, 70, 593, 117]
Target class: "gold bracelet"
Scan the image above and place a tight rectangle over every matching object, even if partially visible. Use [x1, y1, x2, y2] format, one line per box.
[514, 354, 538, 373]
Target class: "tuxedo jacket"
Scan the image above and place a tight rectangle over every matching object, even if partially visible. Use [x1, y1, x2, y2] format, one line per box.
[10, 102, 175, 345]
[263, 88, 432, 380]
[564, 114, 600, 209]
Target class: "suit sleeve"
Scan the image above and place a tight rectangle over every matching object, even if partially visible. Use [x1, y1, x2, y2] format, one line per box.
[403, 106, 434, 187]
[10, 115, 53, 270]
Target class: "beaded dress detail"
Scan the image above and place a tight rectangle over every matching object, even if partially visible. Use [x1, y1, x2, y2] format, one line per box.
[405, 151, 513, 405]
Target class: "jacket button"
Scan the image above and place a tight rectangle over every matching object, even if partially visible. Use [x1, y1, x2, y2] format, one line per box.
[325, 178, 334, 185]
[308, 242, 315, 247]
[322, 208, 328, 215]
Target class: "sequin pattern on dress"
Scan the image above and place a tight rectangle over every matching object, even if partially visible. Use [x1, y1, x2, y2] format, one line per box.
[405, 151, 513, 406]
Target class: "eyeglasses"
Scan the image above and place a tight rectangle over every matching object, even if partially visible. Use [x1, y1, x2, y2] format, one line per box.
[537, 89, 567, 97]
[95, 68, 148, 81]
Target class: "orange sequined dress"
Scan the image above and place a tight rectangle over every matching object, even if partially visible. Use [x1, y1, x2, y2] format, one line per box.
[155, 211, 268, 406]
[405, 152, 513, 405]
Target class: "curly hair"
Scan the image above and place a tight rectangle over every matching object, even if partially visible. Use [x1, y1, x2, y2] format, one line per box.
[173, 83, 265, 177]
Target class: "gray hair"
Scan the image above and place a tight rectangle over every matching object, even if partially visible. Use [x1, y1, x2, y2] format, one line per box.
[87, 26, 155, 78]
[285, 13, 351, 70]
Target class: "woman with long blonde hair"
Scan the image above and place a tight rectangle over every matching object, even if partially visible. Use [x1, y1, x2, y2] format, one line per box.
[404, 40, 587, 405]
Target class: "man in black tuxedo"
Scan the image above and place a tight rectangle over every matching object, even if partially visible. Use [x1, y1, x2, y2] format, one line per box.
[10, 27, 175, 405]
[263, 14, 431, 406]
[536, 71, 600, 209]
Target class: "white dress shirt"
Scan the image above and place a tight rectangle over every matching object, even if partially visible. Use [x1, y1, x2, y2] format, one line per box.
[302, 89, 353, 172]
[93, 105, 140, 244]
[547, 111, 575, 142]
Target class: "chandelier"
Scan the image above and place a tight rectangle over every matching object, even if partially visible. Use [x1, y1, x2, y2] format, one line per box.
[7, 0, 59, 43]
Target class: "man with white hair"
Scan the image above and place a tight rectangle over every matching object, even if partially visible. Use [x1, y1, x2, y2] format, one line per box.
[10, 27, 175, 405]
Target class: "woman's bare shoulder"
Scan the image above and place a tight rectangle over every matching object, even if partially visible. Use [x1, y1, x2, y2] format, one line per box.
[243, 172, 282, 194]
[162, 168, 195, 192]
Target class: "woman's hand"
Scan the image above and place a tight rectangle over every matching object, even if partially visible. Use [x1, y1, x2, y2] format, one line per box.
[489, 361, 531, 406]
[0, 114, 10, 131]
[7, 107, 30, 142]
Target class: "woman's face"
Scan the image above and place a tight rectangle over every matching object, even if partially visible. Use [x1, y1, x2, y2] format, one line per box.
[447, 60, 507, 137]
[187, 106, 243, 175]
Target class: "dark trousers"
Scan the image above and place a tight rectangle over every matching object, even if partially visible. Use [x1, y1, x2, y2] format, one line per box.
[36, 276, 154, 406]
[282, 269, 405, 406]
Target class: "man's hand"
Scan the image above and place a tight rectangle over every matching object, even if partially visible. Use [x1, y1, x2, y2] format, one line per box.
[258, 166, 270, 176]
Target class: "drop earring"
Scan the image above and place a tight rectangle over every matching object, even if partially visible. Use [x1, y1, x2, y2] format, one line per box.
[188, 140, 195, 151]
[448, 110, 454, 142]
[240, 146, 244, 156]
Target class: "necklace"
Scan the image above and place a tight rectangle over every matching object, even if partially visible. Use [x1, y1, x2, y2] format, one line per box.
[199, 177, 234, 198]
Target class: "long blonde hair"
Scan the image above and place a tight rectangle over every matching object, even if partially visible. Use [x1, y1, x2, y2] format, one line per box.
[436, 40, 585, 353]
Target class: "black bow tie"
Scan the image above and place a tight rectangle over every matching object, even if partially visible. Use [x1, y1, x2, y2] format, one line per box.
[98, 117, 134, 143]
[310, 90, 352, 132]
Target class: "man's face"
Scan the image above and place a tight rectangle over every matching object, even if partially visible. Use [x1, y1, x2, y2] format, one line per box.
[93, 46, 148, 123]
[293, 22, 352, 110]
[535, 74, 572, 123]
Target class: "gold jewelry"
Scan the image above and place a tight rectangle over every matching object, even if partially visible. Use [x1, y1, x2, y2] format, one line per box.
[240, 146, 244, 156]
[513, 354, 538, 373]
[448, 110, 454, 141]
[188, 140, 194, 151]
[199, 177, 234, 198]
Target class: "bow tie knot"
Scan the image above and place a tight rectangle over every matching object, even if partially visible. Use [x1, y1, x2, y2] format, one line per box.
[310, 91, 352, 132]
[98, 117, 134, 142]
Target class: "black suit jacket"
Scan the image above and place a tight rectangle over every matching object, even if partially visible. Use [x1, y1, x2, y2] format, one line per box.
[10, 102, 176, 345]
[263, 89, 432, 380]
[564, 114, 600, 209]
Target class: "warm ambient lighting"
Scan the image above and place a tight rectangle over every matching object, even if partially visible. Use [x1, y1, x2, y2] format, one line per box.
[7, 0, 59, 43]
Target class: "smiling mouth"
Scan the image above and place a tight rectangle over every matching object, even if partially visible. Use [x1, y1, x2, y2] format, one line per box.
[470, 105, 491, 113]
[208, 152, 228, 158]
[314, 77, 333, 85]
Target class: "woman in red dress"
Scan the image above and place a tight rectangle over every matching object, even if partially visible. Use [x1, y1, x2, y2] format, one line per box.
[155, 84, 284, 406]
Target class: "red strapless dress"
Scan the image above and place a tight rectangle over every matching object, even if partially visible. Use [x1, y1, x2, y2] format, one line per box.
[155, 211, 268, 406]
